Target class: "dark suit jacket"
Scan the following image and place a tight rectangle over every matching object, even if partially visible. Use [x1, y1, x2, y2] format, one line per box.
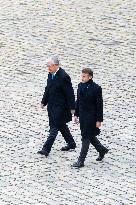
[41, 67, 75, 127]
[75, 79, 103, 138]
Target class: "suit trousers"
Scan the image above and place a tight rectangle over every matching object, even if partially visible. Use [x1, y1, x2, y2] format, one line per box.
[42, 124, 76, 153]
[79, 136, 106, 162]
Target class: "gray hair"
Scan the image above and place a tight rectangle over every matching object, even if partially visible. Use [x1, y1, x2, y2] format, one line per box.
[47, 55, 59, 65]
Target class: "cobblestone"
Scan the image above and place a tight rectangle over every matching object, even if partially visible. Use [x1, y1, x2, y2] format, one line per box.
[0, 0, 136, 204]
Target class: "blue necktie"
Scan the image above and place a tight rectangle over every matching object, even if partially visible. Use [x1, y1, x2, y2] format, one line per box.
[52, 74, 54, 80]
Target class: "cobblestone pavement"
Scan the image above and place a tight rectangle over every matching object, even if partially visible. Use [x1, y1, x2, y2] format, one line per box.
[0, 0, 136, 204]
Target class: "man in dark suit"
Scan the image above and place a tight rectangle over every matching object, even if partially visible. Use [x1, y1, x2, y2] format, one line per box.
[38, 56, 76, 157]
[72, 68, 109, 168]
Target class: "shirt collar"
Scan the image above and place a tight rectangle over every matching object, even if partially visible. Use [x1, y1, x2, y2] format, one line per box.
[53, 67, 60, 76]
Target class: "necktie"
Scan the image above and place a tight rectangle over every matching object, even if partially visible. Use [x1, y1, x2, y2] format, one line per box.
[52, 74, 54, 80]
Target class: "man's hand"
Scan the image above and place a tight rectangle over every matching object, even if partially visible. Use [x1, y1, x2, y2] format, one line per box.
[96, 121, 101, 128]
[41, 103, 45, 109]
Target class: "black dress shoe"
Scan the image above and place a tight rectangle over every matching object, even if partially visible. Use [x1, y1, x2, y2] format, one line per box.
[96, 148, 109, 161]
[37, 150, 49, 157]
[72, 161, 84, 168]
[61, 144, 76, 151]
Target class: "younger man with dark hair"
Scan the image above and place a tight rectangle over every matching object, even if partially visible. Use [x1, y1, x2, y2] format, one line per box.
[72, 68, 109, 168]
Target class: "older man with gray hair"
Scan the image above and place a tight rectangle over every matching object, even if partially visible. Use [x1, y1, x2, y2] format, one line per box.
[38, 55, 76, 157]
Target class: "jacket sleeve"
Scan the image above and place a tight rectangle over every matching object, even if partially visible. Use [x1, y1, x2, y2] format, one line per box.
[75, 85, 80, 117]
[62, 75, 75, 110]
[41, 85, 48, 106]
[96, 86, 103, 122]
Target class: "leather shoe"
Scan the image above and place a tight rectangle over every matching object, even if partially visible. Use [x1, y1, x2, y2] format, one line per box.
[37, 150, 49, 157]
[61, 144, 76, 151]
[96, 148, 109, 161]
[72, 160, 84, 168]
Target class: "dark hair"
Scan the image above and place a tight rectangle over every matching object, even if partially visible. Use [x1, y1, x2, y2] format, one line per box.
[82, 68, 93, 78]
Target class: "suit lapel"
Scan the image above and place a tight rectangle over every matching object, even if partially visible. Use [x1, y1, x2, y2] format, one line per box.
[47, 69, 61, 94]
[52, 67, 61, 83]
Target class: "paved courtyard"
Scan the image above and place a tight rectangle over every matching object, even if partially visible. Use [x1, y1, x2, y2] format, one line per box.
[0, 0, 136, 204]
